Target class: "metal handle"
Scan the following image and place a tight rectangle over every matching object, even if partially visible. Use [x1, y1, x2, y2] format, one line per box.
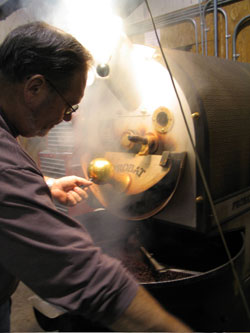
[140, 246, 200, 276]
[140, 246, 168, 273]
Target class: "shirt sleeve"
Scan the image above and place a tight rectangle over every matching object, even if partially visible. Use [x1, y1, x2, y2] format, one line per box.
[0, 166, 138, 326]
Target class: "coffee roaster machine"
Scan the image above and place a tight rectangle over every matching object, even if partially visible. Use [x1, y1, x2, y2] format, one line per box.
[36, 35, 250, 331]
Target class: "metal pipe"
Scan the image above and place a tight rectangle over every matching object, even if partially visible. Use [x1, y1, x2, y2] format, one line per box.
[125, 0, 236, 37]
[232, 15, 250, 61]
[203, 1, 229, 59]
[198, 0, 204, 55]
[214, 0, 218, 56]
[217, 8, 230, 59]
[159, 17, 199, 53]
[203, 0, 212, 56]
[175, 18, 198, 53]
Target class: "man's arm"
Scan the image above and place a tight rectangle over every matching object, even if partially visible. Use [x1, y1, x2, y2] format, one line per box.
[109, 286, 192, 332]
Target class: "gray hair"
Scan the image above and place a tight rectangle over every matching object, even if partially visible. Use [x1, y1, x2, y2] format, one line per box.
[0, 21, 93, 92]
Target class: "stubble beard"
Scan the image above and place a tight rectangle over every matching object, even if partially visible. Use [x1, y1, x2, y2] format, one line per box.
[26, 109, 51, 137]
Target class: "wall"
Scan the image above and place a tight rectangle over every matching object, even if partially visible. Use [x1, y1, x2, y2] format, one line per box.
[0, 1, 54, 43]
[127, 0, 250, 63]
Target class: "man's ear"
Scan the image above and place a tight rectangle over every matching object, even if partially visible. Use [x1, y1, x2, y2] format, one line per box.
[23, 74, 47, 104]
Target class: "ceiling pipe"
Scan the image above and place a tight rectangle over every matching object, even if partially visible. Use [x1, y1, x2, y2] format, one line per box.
[203, 0, 212, 56]
[198, 0, 204, 55]
[125, 0, 236, 37]
[165, 17, 199, 53]
[232, 15, 250, 61]
[218, 7, 230, 59]
[203, 1, 230, 59]
[213, 0, 218, 56]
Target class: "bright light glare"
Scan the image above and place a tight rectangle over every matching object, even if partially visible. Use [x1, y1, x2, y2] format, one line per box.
[86, 66, 96, 86]
[57, 0, 124, 64]
[131, 45, 171, 113]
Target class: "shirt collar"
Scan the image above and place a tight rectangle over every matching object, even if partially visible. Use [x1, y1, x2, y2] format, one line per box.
[0, 108, 19, 138]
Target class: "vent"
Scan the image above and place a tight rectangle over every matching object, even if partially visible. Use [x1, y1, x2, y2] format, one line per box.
[47, 122, 74, 152]
[39, 122, 75, 214]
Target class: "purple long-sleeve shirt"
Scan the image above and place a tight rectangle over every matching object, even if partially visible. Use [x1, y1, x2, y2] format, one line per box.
[0, 109, 138, 326]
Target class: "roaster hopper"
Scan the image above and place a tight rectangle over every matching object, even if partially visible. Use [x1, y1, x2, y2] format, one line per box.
[77, 39, 250, 330]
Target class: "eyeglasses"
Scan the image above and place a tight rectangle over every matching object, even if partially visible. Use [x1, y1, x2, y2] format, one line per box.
[46, 78, 79, 115]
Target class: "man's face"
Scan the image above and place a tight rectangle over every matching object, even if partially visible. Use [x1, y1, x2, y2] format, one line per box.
[25, 70, 87, 137]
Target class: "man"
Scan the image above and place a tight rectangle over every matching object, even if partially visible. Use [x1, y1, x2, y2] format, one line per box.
[0, 21, 192, 332]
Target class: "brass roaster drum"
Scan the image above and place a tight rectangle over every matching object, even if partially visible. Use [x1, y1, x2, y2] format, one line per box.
[80, 41, 250, 228]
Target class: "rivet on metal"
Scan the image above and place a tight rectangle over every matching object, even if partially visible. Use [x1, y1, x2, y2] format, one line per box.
[192, 112, 200, 119]
[196, 196, 203, 203]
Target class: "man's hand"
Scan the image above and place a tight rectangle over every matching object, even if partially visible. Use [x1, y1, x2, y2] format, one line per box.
[45, 176, 93, 206]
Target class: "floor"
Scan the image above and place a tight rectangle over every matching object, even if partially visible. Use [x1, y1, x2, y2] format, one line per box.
[11, 282, 42, 332]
